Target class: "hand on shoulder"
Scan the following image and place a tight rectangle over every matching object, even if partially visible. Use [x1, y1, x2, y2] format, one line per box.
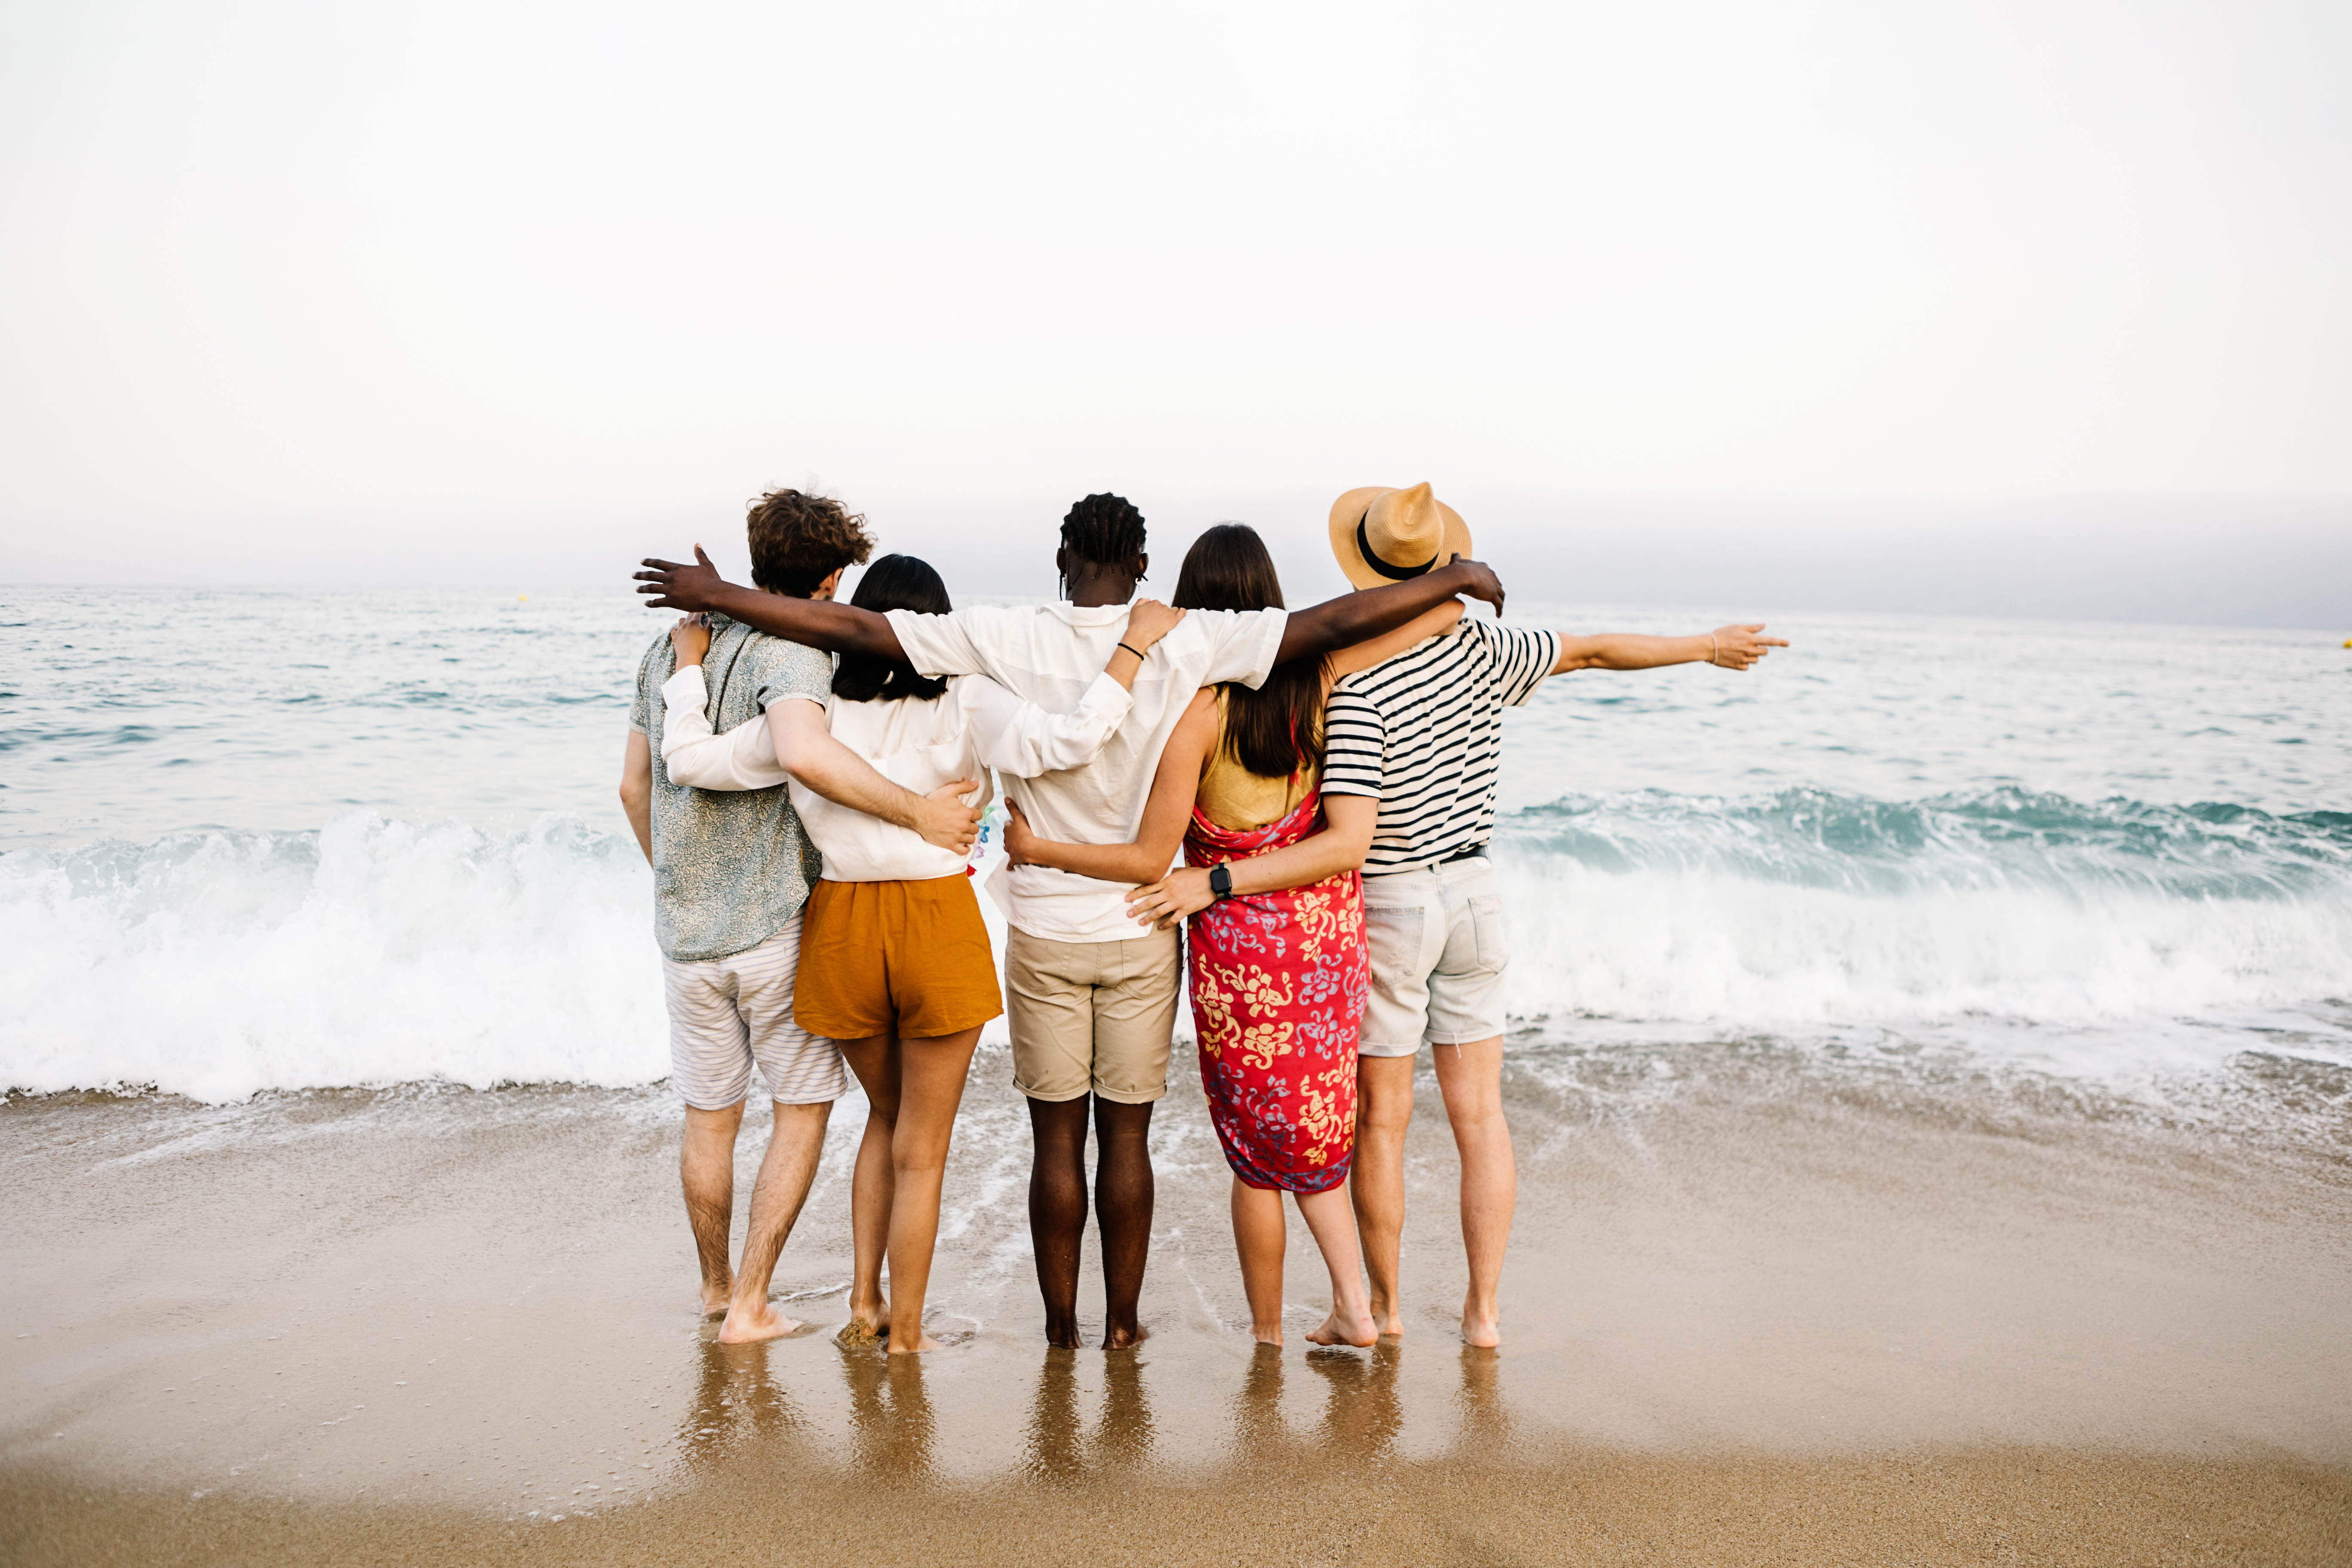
[1124, 598, 1185, 652]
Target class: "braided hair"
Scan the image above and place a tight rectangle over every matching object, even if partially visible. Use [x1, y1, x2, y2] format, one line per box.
[1059, 493, 1148, 568]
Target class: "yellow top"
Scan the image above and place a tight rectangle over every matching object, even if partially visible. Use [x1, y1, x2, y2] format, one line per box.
[1196, 688, 1315, 831]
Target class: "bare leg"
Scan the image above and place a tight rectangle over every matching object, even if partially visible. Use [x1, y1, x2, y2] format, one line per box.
[717, 1099, 833, 1343]
[1432, 1037, 1513, 1348]
[882, 1026, 982, 1354]
[1094, 1097, 1155, 1349]
[1027, 1095, 1091, 1349]
[681, 1101, 746, 1315]
[1351, 1055, 1417, 1337]
[838, 1035, 903, 1342]
[1297, 1186, 1378, 1347]
[1231, 1179, 1287, 1344]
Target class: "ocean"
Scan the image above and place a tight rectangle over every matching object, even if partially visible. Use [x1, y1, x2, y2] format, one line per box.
[8, 583, 2352, 1558]
[4, 585, 2347, 1109]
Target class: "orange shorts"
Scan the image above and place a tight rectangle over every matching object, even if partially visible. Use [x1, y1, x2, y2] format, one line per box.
[793, 875, 1004, 1041]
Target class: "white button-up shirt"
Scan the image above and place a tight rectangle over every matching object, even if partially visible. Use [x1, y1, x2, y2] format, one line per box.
[887, 603, 1287, 941]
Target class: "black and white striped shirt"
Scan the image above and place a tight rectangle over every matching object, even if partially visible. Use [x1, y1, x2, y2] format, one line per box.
[1320, 619, 1561, 875]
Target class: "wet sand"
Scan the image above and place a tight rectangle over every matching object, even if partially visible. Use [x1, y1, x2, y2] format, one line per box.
[4, 1040, 2349, 1564]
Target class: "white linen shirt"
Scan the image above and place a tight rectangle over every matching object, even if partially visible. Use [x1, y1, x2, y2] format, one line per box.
[886, 603, 1288, 941]
[659, 665, 1136, 883]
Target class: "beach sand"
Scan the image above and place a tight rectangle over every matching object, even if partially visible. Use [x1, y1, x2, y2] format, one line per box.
[5, 1041, 2349, 1564]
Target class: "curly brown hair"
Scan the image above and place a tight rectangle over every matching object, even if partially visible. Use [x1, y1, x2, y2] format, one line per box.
[745, 488, 876, 597]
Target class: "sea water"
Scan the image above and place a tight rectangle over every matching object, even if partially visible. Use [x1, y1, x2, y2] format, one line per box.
[3, 585, 2348, 1111]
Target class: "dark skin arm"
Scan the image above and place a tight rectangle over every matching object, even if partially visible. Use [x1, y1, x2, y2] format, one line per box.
[1271, 556, 1505, 664]
[635, 546, 1508, 665]
[635, 546, 907, 661]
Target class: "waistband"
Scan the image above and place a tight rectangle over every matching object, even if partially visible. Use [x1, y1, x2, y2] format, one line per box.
[1439, 841, 1491, 864]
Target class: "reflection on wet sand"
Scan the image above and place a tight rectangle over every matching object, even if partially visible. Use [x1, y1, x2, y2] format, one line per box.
[843, 1350, 938, 1480]
[1308, 1341, 1406, 1458]
[679, 1335, 812, 1473]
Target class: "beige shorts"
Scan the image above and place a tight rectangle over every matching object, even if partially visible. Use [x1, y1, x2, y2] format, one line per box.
[662, 919, 846, 1109]
[1004, 925, 1181, 1104]
[1359, 857, 1510, 1057]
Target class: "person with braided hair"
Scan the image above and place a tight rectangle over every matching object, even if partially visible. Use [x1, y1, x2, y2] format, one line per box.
[635, 492, 1507, 1349]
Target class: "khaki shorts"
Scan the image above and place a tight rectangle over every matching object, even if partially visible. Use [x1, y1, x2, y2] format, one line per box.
[1004, 925, 1180, 1104]
[1359, 857, 1510, 1057]
[794, 875, 1004, 1041]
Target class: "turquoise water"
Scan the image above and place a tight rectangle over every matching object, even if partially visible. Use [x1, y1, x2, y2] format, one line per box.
[3, 585, 2348, 1101]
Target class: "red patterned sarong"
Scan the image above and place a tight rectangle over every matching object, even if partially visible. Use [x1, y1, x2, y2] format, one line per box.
[1184, 793, 1369, 1192]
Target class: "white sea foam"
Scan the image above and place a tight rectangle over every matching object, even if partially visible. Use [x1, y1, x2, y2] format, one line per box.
[4, 792, 2348, 1102]
[0, 812, 666, 1102]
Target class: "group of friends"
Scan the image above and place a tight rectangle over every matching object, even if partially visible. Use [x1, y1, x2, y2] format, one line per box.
[620, 485, 1783, 1355]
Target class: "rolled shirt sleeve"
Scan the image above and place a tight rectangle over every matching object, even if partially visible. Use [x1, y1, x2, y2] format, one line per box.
[1318, 684, 1386, 799]
[1485, 622, 1564, 707]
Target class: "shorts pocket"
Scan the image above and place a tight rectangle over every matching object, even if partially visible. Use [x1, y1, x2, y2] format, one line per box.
[1466, 894, 1510, 976]
[1363, 905, 1425, 980]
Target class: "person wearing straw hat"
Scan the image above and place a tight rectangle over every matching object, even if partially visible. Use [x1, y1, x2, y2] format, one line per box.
[1317, 483, 1787, 1347]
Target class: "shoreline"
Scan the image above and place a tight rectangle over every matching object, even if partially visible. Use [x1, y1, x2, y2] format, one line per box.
[6, 1046, 2349, 1563]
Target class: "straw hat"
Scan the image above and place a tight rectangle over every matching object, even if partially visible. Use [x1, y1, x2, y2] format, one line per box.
[1327, 483, 1474, 590]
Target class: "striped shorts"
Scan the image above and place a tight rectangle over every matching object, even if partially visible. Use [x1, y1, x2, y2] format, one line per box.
[661, 919, 846, 1109]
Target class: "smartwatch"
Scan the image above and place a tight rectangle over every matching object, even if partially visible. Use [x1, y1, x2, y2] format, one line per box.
[1208, 864, 1234, 900]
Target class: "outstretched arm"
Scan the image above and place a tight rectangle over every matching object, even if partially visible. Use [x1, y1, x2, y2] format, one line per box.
[1001, 687, 1218, 885]
[1555, 622, 1787, 674]
[1274, 557, 1503, 667]
[1124, 794, 1378, 930]
[767, 700, 981, 854]
[635, 546, 906, 662]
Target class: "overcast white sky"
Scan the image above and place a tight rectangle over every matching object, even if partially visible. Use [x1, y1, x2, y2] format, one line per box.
[2, 0, 2347, 616]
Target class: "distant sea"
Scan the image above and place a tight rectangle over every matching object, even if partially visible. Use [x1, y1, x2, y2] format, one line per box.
[3, 585, 2348, 1135]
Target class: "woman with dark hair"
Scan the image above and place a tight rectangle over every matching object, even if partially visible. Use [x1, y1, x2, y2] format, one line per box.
[660, 554, 1183, 1352]
[1005, 524, 1458, 1348]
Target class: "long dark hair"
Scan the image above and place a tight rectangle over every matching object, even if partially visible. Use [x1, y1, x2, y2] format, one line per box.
[832, 554, 952, 703]
[1171, 524, 1326, 779]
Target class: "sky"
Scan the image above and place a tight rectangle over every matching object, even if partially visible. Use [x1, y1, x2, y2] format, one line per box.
[1, 0, 2347, 623]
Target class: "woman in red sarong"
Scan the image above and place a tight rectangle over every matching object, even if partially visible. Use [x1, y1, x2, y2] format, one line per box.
[1006, 525, 1461, 1348]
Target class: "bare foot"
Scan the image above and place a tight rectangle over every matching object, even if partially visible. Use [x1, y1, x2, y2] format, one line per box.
[700, 1283, 732, 1318]
[885, 1331, 941, 1355]
[1305, 1305, 1379, 1348]
[716, 1298, 802, 1344]
[1102, 1322, 1150, 1350]
[1368, 1297, 1405, 1339]
[1251, 1323, 1284, 1347]
[1460, 1303, 1501, 1349]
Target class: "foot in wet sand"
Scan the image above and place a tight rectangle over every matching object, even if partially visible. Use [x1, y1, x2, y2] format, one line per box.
[700, 1283, 733, 1318]
[1460, 1302, 1501, 1349]
[886, 1330, 941, 1355]
[1305, 1307, 1379, 1348]
[716, 1298, 802, 1344]
[1042, 1313, 1084, 1351]
[836, 1314, 888, 1348]
[1367, 1295, 1406, 1339]
[1102, 1322, 1149, 1351]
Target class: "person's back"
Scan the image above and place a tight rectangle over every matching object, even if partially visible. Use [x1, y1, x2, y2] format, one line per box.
[1194, 686, 1314, 833]
[632, 617, 827, 962]
[615, 485, 875, 1348]
[1321, 615, 1556, 873]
